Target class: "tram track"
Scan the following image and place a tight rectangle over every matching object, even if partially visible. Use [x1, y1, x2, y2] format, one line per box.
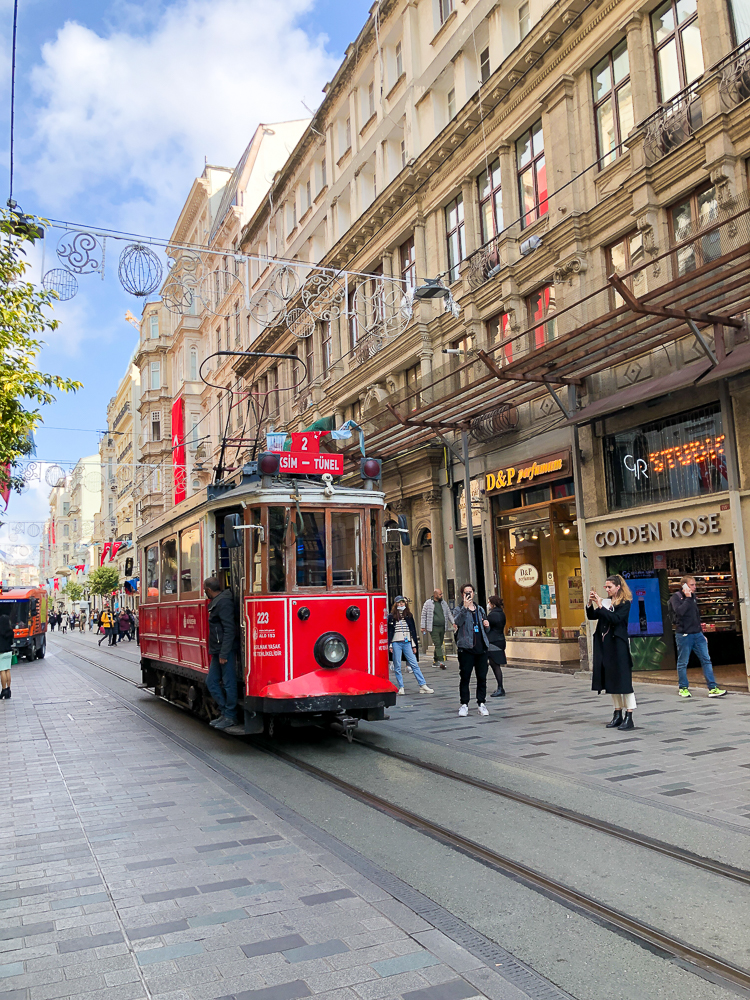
[51, 637, 750, 997]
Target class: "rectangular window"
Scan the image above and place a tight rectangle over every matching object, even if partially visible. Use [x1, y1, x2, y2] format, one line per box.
[449, 331, 476, 389]
[447, 88, 456, 120]
[401, 139, 407, 168]
[592, 40, 634, 167]
[395, 40, 403, 78]
[306, 179, 312, 210]
[216, 325, 222, 353]
[321, 158, 327, 188]
[346, 117, 352, 150]
[179, 525, 200, 596]
[321, 321, 332, 375]
[151, 412, 161, 442]
[477, 158, 502, 243]
[149, 314, 159, 339]
[480, 47, 490, 84]
[445, 194, 465, 282]
[296, 511, 327, 587]
[400, 236, 417, 290]
[189, 348, 198, 381]
[518, 1, 530, 39]
[305, 330, 315, 383]
[405, 362, 421, 412]
[669, 184, 719, 277]
[268, 507, 287, 592]
[487, 313, 513, 364]
[604, 405, 726, 511]
[234, 300, 241, 345]
[368, 81, 375, 118]
[527, 285, 557, 349]
[606, 230, 646, 306]
[150, 362, 160, 391]
[348, 285, 359, 350]
[160, 536, 178, 597]
[269, 365, 279, 414]
[516, 120, 548, 228]
[439, 0, 454, 24]
[652, 0, 704, 102]
[331, 511, 362, 587]
[145, 545, 159, 600]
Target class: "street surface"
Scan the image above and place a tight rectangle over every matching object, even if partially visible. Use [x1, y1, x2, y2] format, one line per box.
[1, 633, 748, 1000]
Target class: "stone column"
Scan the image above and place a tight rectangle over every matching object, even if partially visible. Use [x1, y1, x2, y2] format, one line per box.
[698, 0, 734, 68]
[395, 499, 416, 602]
[540, 75, 581, 217]
[427, 488, 447, 593]
[624, 13, 655, 126]
[461, 178, 480, 256]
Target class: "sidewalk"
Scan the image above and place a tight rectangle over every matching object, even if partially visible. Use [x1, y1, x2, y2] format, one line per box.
[0, 645, 566, 1000]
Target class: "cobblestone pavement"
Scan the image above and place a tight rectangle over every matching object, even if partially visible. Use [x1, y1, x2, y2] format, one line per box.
[382, 652, 750, 836]
[0, 645, 572, 1000]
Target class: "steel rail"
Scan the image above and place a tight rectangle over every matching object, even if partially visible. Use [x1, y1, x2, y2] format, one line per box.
[351, 739, 750, 887]
[51, 638, 750, 995]
[258, 742, 750, 996]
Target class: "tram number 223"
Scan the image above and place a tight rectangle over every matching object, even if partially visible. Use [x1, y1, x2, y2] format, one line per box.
[256, 611, 270, 624]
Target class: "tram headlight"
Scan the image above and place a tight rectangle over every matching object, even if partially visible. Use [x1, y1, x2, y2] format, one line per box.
[314, 631, 349, 669]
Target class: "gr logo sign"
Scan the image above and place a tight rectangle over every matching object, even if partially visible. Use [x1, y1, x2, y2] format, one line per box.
[624, 454, 648, 480]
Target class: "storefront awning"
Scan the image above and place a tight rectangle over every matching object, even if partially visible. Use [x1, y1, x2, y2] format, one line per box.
[561, 357, 712, 425]
[697, 339, 750, 385]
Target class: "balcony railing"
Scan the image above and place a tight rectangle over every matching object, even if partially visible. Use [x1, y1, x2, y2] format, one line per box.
[719, 37, 750, 111]
[467, 235, 505, 289]
[642, 80, 703, 165]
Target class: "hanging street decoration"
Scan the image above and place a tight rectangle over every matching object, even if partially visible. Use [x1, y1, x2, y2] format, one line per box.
[56, 231, 102, 274]
[42, 268, 78, 301]
[118, 244, 163, 297]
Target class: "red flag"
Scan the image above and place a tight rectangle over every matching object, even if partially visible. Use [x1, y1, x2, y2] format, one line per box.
[172, 396, 186, 505]
[50, 519, 56, 545]
[100, 542, 111, 566]
[53, 578, 59, 591]
[74, 564, 85, 575]
[110, 542, 123, 561]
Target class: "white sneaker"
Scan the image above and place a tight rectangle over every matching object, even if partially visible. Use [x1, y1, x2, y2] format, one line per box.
[458, 704, 469, 717]
[419, 685, 434, 694]
[478, 703, 489, 716]
[397, 687, 405, 695]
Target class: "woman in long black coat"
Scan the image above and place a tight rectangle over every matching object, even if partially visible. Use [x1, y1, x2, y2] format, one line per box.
[586, 574, 636, 730]
[487, 595, 507, 697]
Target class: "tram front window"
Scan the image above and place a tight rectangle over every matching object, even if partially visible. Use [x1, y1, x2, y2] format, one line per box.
[145, 545, 159, 599]
[332, 511, 362, 587]
[180, 526, 200, 596]
[296, 511, 326, 587]
[268, 507, 287, 593]
[161, 537, 178, 597]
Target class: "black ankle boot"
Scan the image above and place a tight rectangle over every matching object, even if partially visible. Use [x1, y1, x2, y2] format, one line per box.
[4, 688, 10, 700]
[606, 710, 623, 728]
[490, 687, 504, 697]
[618, 712, 634, 731]
[0, 688, 7, 699]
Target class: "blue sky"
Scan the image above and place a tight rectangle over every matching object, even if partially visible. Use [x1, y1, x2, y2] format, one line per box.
[0, 0, 371, 555]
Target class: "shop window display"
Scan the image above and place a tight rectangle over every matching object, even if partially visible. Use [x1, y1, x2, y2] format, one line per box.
[604, 405, 727, 511]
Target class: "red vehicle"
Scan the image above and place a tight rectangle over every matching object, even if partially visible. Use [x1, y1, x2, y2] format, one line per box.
[139, 457, 396, 736]
[0, 586, 48, 660]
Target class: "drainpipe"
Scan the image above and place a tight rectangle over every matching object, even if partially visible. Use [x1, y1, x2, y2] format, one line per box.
[569, 384, 592, 672]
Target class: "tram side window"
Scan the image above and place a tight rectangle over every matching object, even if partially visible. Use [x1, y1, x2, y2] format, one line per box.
[268, 507, 287, 593]
[332, 511, 362, 587]
[297, 511, 326, 587]
[145, 545, 159, 599]
[161, 537, 178, 597]
[370, 509, 380, 590]
[180, 525, 201, 597]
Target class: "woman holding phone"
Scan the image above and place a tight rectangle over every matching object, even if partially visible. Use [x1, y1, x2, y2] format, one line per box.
[586, 574, 636, 730]
[452, 583, 491, 717]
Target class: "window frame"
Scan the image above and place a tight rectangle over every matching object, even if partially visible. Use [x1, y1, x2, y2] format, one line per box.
[321, 321, 332, 376]
[150, 361, 161, 391]
[395, 40, 403, 79]
[667, 182, 719, 277]
[487, 313, 513, 365]
[445, 193, 465, 283]
[605, 229, 645, 307]
[479, 47, 490, 84]
[526, 285, 557, 350]
[149, 314, 159, 339]
[592, 39, 633, 168]
[160, 535, 178, 601]
[516, 120, 548, 229]
[477, 158, 503, 244]
[179, 523, 201, 598]
[651, 0, 704, 102]
[439, 0, 454, 25]
[400, 236, 416, 291]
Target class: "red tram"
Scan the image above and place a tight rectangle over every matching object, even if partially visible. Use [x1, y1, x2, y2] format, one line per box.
[139, 457, 396, 736]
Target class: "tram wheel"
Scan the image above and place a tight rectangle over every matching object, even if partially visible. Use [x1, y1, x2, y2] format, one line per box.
[159, 673, 169, 698]
[187, 685, 198, 710]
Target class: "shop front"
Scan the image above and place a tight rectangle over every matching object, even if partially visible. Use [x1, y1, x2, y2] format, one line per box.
[488, 450, 584, 671]
[586, 403, 745, 677]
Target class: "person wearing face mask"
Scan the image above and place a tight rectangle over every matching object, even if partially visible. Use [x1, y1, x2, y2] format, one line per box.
[387, 596, 434, 696]
[452, 583, 491, 717]
[586, 574, 636, 730]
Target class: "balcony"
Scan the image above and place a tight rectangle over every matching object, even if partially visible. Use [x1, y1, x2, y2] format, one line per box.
[642, 81, 703, 166]
[112, 401, 130, 429]
[466, 235, 506, 289]
[718, 38, 750, 112]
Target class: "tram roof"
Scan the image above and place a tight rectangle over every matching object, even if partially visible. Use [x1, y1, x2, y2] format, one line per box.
[137, 477, 386, 545]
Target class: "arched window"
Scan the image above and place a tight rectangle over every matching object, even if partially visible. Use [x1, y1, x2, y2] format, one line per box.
[189, 347, 198, 381]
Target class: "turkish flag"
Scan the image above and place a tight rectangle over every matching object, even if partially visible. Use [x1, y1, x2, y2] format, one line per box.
[100, 542, 111, 566]
[110, 542, 123, 561]
[74, 564, 85, 575]
[172, 396, 186, 504]
[53, 578, 59, 591]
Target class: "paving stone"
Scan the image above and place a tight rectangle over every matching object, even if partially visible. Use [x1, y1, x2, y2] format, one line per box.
[241, 934, 306, 958]
[281, 940, 350, 963]
[214, 983, 312, 1000]
[298, 889, 355, 906]
[127, 920, 189, 940]
[402, 981, 480, 1000]
[57, 931, 124, 953]
[370, 951, 440, 977]
[125, 859, 177, 871]
[0, 925, 54, 942]
[136, 943, 204, 966]
[197, 879, 250, 894]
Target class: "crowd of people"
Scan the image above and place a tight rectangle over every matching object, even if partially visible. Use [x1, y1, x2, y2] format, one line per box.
[46, 606, 139, 646]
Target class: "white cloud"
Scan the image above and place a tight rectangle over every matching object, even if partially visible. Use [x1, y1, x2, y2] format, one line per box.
[28, 0, 338, 229]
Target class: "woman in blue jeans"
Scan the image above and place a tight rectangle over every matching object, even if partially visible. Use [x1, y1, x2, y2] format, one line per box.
[387, 597, 433, 696]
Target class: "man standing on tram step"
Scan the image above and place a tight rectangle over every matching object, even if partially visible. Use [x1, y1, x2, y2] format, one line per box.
[420, 588, 455, 670]
[97, 607, 113, 646]
[204, 577, 239, 730]
[670, 576, 727, 698]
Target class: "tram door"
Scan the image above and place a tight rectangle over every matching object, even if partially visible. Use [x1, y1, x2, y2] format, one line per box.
[216, 509, 245, 672]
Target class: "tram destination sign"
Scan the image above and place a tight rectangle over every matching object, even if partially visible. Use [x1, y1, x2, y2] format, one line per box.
[279, 451, 344, 475]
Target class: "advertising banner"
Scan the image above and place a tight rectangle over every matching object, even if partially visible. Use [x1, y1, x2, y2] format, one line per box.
[172, 396, 186, 505]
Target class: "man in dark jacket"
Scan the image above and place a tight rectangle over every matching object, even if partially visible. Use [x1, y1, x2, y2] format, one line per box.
[670, 576, 726, 698]
[204, 577, 239, 729]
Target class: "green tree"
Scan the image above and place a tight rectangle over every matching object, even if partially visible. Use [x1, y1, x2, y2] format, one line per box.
[60, 580, 83, 603]
[88, 566, 120, 597]
[0, 208, 82, 492]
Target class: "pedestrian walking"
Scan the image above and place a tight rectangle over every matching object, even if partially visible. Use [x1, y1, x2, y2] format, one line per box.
[670, 576, 727, 698]
[204, 577, 240, 730]
[48, 612, 56, 632]
[0, 614, 13, 700]
[587, 574, 637, 730]
[60, 611, 69, 634]
[419, 588, 454, 670]
[133, 609, 139, 645]
[126, 609, 135, 641]
[98, 608, 113, 646]
[55, 611, 62, 631]
[452, 583, 491, 717]
[388, 596, 433, 695]
[487, 595, 507, 697]
[118, 609, 130, 642]
[79, 612, 86, 632]
[110, 611, 120, 646]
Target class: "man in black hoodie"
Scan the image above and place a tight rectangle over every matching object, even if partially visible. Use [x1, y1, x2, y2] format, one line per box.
[670, 576, 727, 698]
[204, 577, 239, 729]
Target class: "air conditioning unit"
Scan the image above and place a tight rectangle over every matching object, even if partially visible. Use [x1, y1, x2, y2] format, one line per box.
[520, 235, 542, 256]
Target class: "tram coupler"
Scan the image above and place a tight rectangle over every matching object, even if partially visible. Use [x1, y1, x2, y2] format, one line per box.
[330, 714, 359, 742]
